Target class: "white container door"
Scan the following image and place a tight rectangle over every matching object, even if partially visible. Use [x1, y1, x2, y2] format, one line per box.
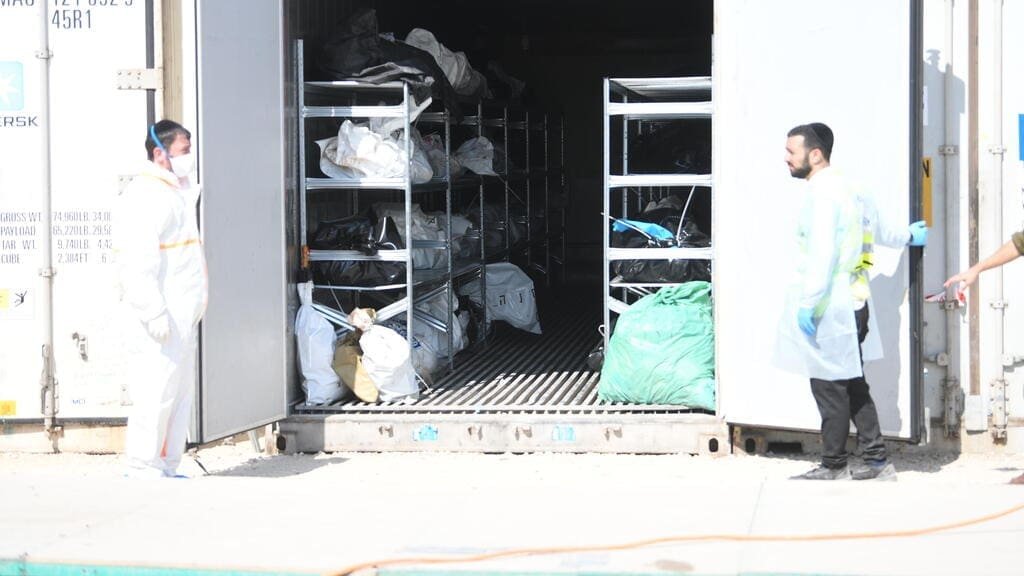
[714, 0, 924, 439]
[0, 2, 150, 420]
[193, 0, 292, 443]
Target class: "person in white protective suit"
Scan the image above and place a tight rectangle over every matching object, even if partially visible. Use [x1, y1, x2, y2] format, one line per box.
[776, 123, 927, 481]
[114, 120, 207, 478]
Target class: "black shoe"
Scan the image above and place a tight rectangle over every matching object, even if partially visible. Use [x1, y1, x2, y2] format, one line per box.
[851, 461, 897, 481]
[792, 465, 851, 480]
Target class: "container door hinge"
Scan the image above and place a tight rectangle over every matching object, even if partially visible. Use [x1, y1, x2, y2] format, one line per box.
[990, 378, 1008, 440]
[117, 68, 163, 91]
[938, 145, 958, 156]
[989, 146, 1007, 156]
[989, 300, 1009, 310]
[38, 343, 60, 449]
[942, 378, 963, 438]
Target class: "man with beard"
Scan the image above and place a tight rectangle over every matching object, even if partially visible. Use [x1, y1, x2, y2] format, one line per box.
[779, 123, 927, 481]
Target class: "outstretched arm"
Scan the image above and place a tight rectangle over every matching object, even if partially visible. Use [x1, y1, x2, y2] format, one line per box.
[944, 239, 1022, 296]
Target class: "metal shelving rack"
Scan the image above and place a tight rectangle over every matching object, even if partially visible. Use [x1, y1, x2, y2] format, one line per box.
[523, 111, 554, 281]
[601, 76, 713, 351]
[297, 39, 465, 370]
[494, 107, 566, 284]
[452, 101, 565, 280]
[296, 39, 566, 387]
[554, 117, 567, 284]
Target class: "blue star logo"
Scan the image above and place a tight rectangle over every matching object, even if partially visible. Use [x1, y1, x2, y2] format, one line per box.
[0, 62, 25, 112]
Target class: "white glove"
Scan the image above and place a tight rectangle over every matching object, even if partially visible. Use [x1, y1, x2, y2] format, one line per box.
[145, 313, 171, 343]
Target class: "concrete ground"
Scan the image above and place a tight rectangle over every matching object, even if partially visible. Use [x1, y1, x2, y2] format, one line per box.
[1, 444, 1024, 576]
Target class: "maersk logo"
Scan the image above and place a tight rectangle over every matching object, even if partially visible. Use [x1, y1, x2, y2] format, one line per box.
[0, 62, 25, 111]
[0, 61, 36, 127]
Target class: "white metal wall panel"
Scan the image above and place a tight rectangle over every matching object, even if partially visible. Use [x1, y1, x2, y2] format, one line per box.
[987, 0, 1019, 422]
[0, 5, 46, 420]
[994, 0, 1024, 423]
[970, 1, 1024, 434]
[0, 3, 148, 420]
[919, 0, 956, 420]
[714, 0, 916, 437]
[195, 0, 289, 442]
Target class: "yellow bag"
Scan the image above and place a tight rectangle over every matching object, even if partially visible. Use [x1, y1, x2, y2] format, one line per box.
[332, 332, 378, 403]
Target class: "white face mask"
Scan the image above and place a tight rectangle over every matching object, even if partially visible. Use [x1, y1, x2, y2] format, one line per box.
[169, 152, 195, 178]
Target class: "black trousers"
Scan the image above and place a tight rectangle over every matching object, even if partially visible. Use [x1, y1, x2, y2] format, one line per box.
[809, 304, 886, 468]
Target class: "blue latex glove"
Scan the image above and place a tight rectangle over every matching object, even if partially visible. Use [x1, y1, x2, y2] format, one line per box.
[908, 220, 928, 247]
[797, 307, 816, 336]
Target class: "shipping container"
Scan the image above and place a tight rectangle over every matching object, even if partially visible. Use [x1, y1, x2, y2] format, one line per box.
[1, 0, 1022, 454]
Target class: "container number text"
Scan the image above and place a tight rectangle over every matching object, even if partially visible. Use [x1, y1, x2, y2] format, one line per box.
[51, 0, 136, 30]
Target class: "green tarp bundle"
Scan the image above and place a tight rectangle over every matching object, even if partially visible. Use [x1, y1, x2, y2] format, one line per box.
[599, 282, 715, 409]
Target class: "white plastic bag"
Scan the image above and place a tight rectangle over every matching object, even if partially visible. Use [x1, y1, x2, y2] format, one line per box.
[424, 212, 473, 240]
[360, 325, 420, 403]
[405, 28, 482, 95]
[334, 121, 403, 177]
[447, 214, 473, 237]
[459, 263, 541, 334]
[370, 96, 432, 137]
[295, 281, 346, 405]
[382, 319, 439, 384]
[317, 120, 433, 184]
[414, 292, 469, 358]
[420, 132, 464, 179]
[454, 137, 497, 176]
[374, 202, 447, 269]
[425, 211, 475, 260]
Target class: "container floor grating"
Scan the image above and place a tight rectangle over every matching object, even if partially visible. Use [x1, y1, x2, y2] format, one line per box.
[294, 298, 709, 415]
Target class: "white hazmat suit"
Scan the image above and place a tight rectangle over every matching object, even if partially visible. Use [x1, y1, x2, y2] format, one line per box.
[114, 161, 207, 477]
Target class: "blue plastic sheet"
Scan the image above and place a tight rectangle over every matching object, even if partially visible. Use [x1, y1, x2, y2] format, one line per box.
[610, 218, 674, 241]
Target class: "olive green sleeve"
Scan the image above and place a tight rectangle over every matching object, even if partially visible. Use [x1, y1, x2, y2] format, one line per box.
[1013, 230, 1024, 255]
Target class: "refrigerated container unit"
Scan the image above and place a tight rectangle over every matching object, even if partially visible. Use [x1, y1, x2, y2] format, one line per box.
[4, 0, 1021, 455]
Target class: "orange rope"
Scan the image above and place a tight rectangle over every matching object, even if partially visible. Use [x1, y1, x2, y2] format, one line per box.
[327, 500, 1024, 576]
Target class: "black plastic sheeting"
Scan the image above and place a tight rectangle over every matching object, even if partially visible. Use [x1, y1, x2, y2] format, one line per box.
[310, 214, 407, 287]
[317, 8, 480, 121]
[611, 204, 711, 284]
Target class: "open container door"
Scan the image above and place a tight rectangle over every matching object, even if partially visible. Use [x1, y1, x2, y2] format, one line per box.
[193, 0, 292, 443]
[714, 0, 924, 440]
